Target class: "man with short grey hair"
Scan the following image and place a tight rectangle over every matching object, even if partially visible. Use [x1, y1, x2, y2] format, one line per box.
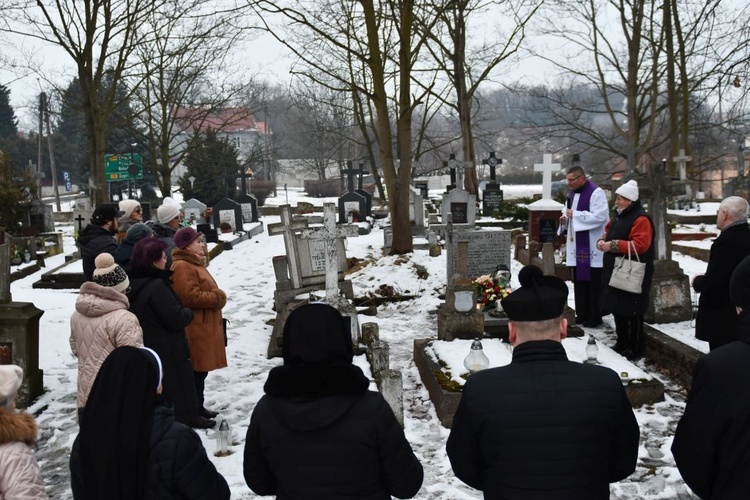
[693, 196, 750, 350]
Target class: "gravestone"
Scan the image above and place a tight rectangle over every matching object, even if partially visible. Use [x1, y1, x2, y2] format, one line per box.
[212, 198, 243, 232]
[182, 198, 207, 225]
[0, 230, 44, 408]
[26, 199, 54, 234]
[409, 188, 426, 236]
[72, 208, 94, 235]
[481, 151, 503, 216]
[197, 223, 218, 244]
[355, 163, 373, 218]
[414, 179, 429, 199]
[444, 154, 457, 192]
[445, 226, 512, 281]
[441, 158, 476, 226]
[527, 154, 564, 244]
[235, 193, 259, 223]
[338, 162, 367, 223]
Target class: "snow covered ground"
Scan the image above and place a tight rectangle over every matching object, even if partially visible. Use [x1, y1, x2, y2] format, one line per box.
[15, 188, 715, 499]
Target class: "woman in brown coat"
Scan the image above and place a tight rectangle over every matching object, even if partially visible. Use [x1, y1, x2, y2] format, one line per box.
[170, 227, 227, 419]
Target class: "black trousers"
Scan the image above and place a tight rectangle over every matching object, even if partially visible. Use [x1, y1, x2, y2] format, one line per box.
[573, 266, 603, 322]
[193, 370, 208, 407]
[614, 314, 645, 354]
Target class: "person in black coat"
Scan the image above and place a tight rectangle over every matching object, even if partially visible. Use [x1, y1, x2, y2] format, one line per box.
[597, 180, 655, 360]
[114, 222, 153, 274]
[447, 266, 640, 500]
[127, 237, 215, 430]
[79, 205, 122, 280]
[672, 254, 750, 499]
[243, 303, 424, 499]
[70, 346, 229, 500]
[692, 196, 750, 350]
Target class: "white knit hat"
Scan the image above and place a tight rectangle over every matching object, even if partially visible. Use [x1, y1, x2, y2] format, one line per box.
[615, 180, 639, 201]
[92, 253, 130, 293]
[0, 365, 23, 406]
[157, 203, 181, 224]
[119, 199, 141, 219]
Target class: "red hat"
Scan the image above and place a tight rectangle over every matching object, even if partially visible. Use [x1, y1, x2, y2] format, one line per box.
[174, 227, 202, 249]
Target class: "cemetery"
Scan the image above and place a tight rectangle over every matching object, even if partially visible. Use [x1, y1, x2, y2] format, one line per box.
[1, 154, 742, 499]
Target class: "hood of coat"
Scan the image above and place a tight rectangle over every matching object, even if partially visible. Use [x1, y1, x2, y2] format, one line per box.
[266, 391, 364, 433]
[75, 281, 130, 317]
[0, 407, 37, 446]
[171, 248, 205, 267]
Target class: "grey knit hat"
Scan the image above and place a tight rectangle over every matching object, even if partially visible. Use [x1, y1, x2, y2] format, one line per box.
[126, 222, 153, 242]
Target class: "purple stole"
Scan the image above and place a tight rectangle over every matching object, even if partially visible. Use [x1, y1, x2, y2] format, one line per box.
[566, 180, 597, 281]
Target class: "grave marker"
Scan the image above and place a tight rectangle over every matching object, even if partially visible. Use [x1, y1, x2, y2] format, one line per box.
[338, 161, 367, 223]
[441, 156, 476, 227]
[482, 151, 503, 215]
[534, 153, 561, 200]
[445, 228, 512, 281]
[355, 163, 373, 217]
[211, 198, 243, 232]
[235, 193, 259, 223]
[182, 198, 207, 224]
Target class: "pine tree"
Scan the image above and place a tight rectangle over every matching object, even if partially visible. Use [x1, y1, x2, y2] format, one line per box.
[0, 85, 19, 139]
[180, 129, 240, 205]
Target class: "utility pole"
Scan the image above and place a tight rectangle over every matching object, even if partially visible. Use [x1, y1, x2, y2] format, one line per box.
[42, 93, 62, 211]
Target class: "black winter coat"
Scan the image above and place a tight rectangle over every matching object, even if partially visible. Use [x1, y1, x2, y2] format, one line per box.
[128, 268, 198, 425]
[113, 238, 137, 275]
[599, 201, 655, 317]
[692, 222, 750, 344]
[78, 224, 118, 280]
[672, 311, 750, 499]
[71, 402, 229, 500]
[447, 340, 639, 500]
[149, 222, 178, 268]
[244, 364, 424, 499]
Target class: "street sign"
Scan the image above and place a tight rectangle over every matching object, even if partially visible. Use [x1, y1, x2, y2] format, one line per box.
[104, 153, 144, 181]
[63, 171, 72, 192]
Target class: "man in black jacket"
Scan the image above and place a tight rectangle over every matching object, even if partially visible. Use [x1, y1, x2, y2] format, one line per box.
[693, 196, 750, 350]
[78, 205, 122, 280]
[447, 265, 640, 500]
[673, 255, 750, 499]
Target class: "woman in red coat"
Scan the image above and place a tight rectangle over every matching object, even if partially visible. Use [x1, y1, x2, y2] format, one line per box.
[170, 227, 226, 419]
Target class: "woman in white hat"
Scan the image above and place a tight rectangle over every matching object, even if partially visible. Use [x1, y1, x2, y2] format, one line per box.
[596, 180, 655, 360]
[0, 365, 48, 499]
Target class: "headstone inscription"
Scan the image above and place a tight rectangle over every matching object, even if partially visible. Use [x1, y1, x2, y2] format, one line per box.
[481, 151, 503, 215]
[445, 227, 512, 281]
[211, 198, 243, 232]
[182, 198, 207, 224]
[235, 193, 259, 223]
[338, 161, 367, 223]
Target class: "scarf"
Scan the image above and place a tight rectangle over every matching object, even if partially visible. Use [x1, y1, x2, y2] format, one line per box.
[567, 179, 597, 281]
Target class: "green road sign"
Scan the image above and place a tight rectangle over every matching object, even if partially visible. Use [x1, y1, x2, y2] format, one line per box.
[104, 153, 144, 181]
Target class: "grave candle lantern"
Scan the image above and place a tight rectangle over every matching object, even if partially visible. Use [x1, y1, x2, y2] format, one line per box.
[463, 338, 490, 374]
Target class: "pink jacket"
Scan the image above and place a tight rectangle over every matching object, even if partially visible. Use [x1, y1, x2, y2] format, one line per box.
[69, 282, 143, 408]
[0, 408, 47, 499]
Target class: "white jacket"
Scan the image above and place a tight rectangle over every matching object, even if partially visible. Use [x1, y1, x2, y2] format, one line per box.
[69, 282, 143, 408]
[0, 408, 48, 499]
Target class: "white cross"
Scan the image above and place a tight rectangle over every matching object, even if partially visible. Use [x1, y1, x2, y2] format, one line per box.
[534, 154, 561, 200]
[267, 205, 309, 289]
[673, 149, 692, 181]
[299, 203, 359, 303]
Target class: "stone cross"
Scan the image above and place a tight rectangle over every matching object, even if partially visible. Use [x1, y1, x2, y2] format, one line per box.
[673, 149, 692, 181]
[299, 203, 358, 303]
[534, 154, 561, 200]
[267, 205, 309, 289]
[235, 168, 253, 196]
[356, 163, 368, 190]
[445, 154, 457, 191]
[483, 151, 501, 182]
[74, 213, 87, 233]
[341, 162, 357, 193]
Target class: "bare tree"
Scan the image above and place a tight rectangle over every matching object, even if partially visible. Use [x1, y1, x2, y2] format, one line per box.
[131, 0, 256, 198]
[0, 0, 170, 205]
[248, 0, 441, 253]
[420, 0, 541, 193]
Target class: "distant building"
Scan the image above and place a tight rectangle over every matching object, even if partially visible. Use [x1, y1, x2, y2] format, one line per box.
[170, 107, 270, 180]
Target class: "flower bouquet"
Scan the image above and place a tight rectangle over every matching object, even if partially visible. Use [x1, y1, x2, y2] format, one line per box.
[472, 274, 512, 312]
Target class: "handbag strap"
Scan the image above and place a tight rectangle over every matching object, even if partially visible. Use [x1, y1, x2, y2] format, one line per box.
[626, 241, 640, 263]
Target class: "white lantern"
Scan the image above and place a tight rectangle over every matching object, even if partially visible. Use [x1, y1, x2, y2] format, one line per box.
[463, 339, 490, 374]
